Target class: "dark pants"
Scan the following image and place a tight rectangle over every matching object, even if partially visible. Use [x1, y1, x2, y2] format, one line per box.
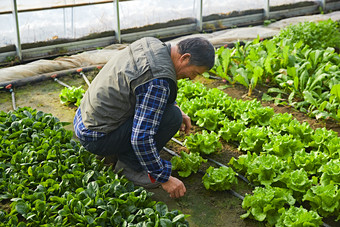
[80, 104, 182, 172]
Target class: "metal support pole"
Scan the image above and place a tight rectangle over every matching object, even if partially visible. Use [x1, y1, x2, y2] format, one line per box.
[318, 0, 326, 10]
[113, 0, 121, 43]
[195, 0, 203, 32]
[264, 0, 270, 19]
[11, 0, 22, 61]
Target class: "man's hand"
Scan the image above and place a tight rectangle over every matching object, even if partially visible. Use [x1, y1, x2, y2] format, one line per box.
[181, 113, 191, 134]
[175, 104, 191, 134]
[161, 176, 186, 198]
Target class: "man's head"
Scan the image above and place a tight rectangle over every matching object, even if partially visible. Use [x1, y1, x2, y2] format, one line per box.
[172, 37, 215, 79]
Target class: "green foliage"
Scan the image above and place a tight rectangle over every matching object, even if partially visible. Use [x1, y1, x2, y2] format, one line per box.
[59, 86, 85, 107]
[303, 184, 340, 219]
[202, 166, 238, 191]
[195, 108, 223, 131]
[0, 107, 189, 226]
[241, 186, 295, 225]
[184, 130, 222, 155]
[279, 169, 313, 202]
[171, 151, 207, 177]
[218, 119, 246, 142]
[274, 19, 340, 50]
[263, 134, 304, 159]
[291, 149, 328, 175]
[177, 79, 208, 100]
[210, 19, 340, 121]
[276, 206, 323, 227]
[318, 159, 340, 185]
[177, 79, 340, 225]
[179, 97, 207, 121]
[238, 126, 271, 153]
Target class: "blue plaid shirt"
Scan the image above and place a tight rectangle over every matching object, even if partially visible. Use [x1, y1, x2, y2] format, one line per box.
[74, 78, 172, 183]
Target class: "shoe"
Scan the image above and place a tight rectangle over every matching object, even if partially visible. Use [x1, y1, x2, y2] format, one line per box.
[96, 154, 118, 166]
[114, 160, 161, 189]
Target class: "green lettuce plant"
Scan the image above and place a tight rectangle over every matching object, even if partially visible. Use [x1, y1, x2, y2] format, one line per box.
[184, 130, 222, 155]
[59, 86, 85, 107]
[238, 126, 271, 153]
[171, 151, 207, 177]
[202, 166, 238, 191]
[318, 159, 340, 185]
[241, 186, 295, 225]
[276, 206, 323, 227]
[303, 184, 340, 220]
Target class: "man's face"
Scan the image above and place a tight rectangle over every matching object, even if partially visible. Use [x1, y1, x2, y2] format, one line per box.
[177, 64, 207, 80]
[175, 53, 208, 80]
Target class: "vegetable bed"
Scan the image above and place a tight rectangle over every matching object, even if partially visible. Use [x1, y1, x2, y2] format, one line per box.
[173, 79, 340, 226]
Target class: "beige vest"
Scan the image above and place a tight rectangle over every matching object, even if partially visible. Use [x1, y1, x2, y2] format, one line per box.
[80, 37, 177, 133]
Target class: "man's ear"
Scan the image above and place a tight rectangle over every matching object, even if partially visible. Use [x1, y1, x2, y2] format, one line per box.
[179, 53, 191, 64]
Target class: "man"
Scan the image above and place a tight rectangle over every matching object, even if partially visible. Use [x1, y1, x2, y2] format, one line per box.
[74, 36, 215, 198]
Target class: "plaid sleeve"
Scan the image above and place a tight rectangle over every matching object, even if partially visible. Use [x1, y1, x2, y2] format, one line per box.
[131, 78, 172, 183]
[73, 108, 106, 141]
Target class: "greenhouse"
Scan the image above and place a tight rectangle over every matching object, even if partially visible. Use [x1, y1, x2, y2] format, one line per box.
[1, 0, 340, 226]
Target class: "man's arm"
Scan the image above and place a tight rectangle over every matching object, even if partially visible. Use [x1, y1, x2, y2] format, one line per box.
[131, 78, 186, 198]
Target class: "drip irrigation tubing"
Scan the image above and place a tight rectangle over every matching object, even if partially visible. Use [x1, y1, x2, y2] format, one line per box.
[77, 68, 91, 86]
[170, 137, 252, 186]
[51, 74, 71, 88]
[0, 64, 103, 90]
[162, 146, 245, 201]
[5, 84, 17, 110]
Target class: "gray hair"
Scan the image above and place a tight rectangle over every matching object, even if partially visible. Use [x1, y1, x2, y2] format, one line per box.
[177, 37, 215, 70]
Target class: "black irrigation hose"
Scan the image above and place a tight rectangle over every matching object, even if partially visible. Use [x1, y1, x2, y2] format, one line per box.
[162, 147, 245, 201]
[170, 137, 252, 186]
[0, 64, 103, 90]
[205, 157, 252, 186]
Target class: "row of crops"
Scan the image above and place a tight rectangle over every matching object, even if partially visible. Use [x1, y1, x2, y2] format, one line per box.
[0, 108, 189, 226]
[207, 19, 340, 121]
[173, 79, 340, 226]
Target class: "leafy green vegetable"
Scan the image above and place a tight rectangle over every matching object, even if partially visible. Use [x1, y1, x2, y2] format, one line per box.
[276, 206, 323, 227]
[195, 108, 223, 131]
[184, 130, 222, 155]
[241, 186, 295, 225]
[176, 79, 340, 225]
[238, 126, 271, 153]
[274, 19, 340, 50]
[303, 184, 340, 219]
[0, 107, 189, 226]
[218, 119, 246, 142]
[318, 159, 340, 185]
[210, 19, 340, 121]
[263, 134, 304, 159]
[59, 86, 85, 107]
[202, 166, 238, 191]
[279, 169, 312, 202]
[230, 153, 286, 186]
[291, 149, 328, 175]
[171, 151, 207, 177]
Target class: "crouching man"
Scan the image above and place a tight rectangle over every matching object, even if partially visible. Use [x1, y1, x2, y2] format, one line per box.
[74, 36, 215, 198]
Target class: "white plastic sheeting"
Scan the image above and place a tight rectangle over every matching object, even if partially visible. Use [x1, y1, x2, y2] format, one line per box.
[0, 11, 339, 83]
[0, 0, 317, 48]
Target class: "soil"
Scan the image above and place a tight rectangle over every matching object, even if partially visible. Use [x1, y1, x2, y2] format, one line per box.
[0, 71, 339, 226]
